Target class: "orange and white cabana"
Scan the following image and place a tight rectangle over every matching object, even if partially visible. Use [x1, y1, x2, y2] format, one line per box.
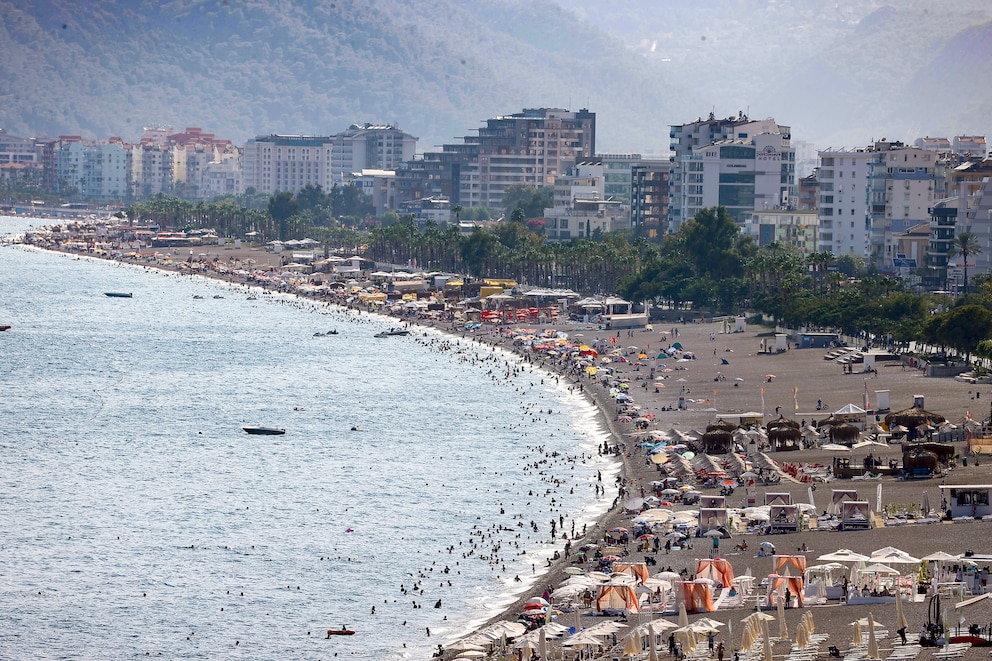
[596, 583, 640, 614]
[613, 562, 651, 585]
[680, 580, 716, 612]
[766, 574, 805, 607]
[696, 558, 735, 587]
[773, 554, 807, 577]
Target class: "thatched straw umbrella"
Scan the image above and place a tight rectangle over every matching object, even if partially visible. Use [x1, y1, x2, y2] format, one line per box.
[768, 426, 802, 451]
[828, 422, 860, 446]
[707, 418, 738, 433]
[767, 415, 800, 431]
[885, 406, 946, 429]
[699, 430, 733, 454]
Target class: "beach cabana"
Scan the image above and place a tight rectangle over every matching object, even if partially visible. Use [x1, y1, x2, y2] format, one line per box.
[885, 406, 946, 430]
[596, 582, 640, 614]
[708, 419, 739, 433]
[766, 574, 805, 607]
[841, 501, 872, 530]
[769, 505, 800, 533]
[699, 430, 733, 454]
[680, 580, 716, 612]
[613, 562, 651, 585]
[768, 425, 802, 452]
[828, 422, 861, 446]
[696, 558, 735, 587]
[827, 489, 860, 516]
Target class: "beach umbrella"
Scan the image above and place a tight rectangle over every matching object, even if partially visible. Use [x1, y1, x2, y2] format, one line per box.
[539, 628, 549, 660]
[870, 547, 921, 564]
[851, 620, 863, 646]
[777, 590, 788, 640]
[862, 563, 900, 575]
[679, 602, 690, 628]
[762, 617, 773, 661]
[623, 633, 640, 658]
[894, 588, 908, 632]
[649, 622, 660, 661]
[818, 549, 870, 563]
[867, 613, 880, 659]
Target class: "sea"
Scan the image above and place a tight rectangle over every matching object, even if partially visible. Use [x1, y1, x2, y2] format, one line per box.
[0, 215, 617, 660]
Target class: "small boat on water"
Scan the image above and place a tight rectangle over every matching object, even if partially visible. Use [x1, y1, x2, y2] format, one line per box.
[374, 328, 410, 338]
[313, 330, 339, 337]
[104, 292, 132, 298]
[242, 426, 286, 435]
[326, 628, 355, 637]
[0, 325, 10, 331]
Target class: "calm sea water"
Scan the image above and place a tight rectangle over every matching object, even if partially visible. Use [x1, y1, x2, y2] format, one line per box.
[0, 216, 616, 660]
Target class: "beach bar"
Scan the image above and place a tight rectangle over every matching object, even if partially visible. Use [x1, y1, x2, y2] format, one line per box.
[940, 485, 992, 519]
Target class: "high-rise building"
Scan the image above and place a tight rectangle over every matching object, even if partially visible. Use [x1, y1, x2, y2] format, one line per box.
[53, 136, 130, 200]
[420, 108, 596, 209]
[242, 135, 333, 195]
[629, 162, 672, 237]
[668, 113, 794, 230]
[867, 141, 942, 268]
[816, 147, 873, 257]
[543, 160, 627, 240]
[329, 123, 416, 182]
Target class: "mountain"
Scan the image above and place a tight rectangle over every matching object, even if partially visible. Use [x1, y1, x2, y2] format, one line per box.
[0, 0, 990, 153]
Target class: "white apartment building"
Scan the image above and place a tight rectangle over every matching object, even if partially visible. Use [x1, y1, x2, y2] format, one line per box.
[744, 209, 819, 254]
[674, 131, 795, 229]
[53, 139, 129, 200]
[669, 114, 794, 230]
[867, 141, 940, 268]
[200, 154, 243, 199]
[242, 135, 333, 195]
[329, 124, 416, 183]
[543, 161, 629, 240]
[816, 147, 873, 257]
[243, 125, 417, 195]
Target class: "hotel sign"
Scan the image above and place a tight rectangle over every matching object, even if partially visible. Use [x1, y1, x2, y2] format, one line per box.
[757, 145, 780, 162]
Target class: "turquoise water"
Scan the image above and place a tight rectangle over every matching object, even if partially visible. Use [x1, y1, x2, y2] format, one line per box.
[0, 217, 616, 659]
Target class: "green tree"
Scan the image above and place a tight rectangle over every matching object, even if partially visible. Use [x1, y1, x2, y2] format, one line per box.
[268, 191, 298, 240]
[955, 231, 983, 293]
[460, 228, 498, 278]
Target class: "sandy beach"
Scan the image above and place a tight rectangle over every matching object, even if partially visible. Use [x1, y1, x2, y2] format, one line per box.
[19, 235, 992, 661]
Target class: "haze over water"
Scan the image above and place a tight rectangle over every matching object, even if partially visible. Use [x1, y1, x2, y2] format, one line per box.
[0, 216, 615, 659]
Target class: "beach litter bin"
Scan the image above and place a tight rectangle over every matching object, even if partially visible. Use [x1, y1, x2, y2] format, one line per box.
[963, 457, 968, 467]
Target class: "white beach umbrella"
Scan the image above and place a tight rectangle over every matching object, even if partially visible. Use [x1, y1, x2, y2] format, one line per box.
[867, 613, 880, 659]
[894, 589, 908, 632]
[818, 549, 870, 563]
[777, 590, 789, 640]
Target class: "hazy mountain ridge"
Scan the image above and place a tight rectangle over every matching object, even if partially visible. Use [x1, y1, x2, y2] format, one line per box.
[0, 0, 989, 153]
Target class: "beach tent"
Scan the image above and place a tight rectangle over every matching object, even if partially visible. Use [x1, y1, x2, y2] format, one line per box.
[680, 580, 716, 612]
[827, 489, 860, 516]
[596, 583, 640, 614]
[696, 558, 735, 586]
[774, 555, 808, 577]
[613, 562, 651, 585]
[766, 574, 805, 607]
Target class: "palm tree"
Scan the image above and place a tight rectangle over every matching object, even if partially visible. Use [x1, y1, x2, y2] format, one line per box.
[955, 231, 983, 293]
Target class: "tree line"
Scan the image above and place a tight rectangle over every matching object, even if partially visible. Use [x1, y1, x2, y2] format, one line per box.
[125, 193, 992, 364]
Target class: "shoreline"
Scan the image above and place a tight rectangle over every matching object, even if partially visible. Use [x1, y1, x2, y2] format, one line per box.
[5, 233, 635, 656]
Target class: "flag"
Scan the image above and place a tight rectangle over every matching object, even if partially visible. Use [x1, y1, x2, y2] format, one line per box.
[863, 380, 870, 410]
[793, 387, 799, 411]
[761, 387, 765, 414]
